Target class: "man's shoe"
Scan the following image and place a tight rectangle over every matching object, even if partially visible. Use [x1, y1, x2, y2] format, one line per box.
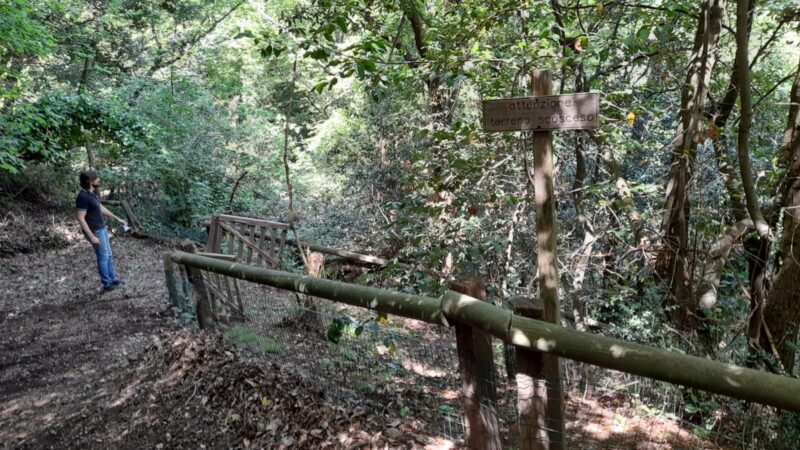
[102, 285, 117, 293]
[112, 280, 125, 287]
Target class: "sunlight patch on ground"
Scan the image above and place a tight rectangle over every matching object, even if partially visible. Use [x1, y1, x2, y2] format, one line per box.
[1, 398, 23, 417]
[568, 396, 713, 449]
[52, 223, 84, 243]
[425, 436, 457, 449]
[33, 392, 60, 407]
[108, 371, 152, 408]
[400, 357, 447, 377]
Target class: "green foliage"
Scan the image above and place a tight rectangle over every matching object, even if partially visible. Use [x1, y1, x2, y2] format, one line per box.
[0, 0, 54, 102]
[224, 326, 283, 354]
[326, 315, 381, 344]
[0, 92, 148, 173]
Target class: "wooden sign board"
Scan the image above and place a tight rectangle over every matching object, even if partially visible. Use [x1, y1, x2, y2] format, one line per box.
[482, 93, 599, 132]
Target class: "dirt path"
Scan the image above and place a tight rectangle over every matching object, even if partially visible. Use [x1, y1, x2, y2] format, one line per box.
[0, 209, 450, 450]
[0, 209, 179, 448]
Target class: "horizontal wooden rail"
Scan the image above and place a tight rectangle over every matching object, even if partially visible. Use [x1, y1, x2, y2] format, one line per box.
[171, 251, 447, 325]
[442, 292, 800, 412]
[215, 214, 291, 229]
[172, 251, 800, 412]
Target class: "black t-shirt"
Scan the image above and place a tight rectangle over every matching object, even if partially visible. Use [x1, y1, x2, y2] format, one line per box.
[76, 190, 105, 231]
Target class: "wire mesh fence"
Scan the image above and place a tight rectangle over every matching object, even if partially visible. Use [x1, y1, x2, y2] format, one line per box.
[167, 261, 799, 449]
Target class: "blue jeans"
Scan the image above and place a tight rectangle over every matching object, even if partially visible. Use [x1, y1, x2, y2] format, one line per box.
[93, 227, 119, 288]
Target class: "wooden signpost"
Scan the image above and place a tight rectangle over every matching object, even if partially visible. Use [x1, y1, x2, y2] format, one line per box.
[483, 92, 599, 132]
[483, 70, 598, 449]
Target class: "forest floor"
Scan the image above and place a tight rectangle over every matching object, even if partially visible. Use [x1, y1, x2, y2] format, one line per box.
[0, 203, 766, 449]
[0, 204, 454, 449]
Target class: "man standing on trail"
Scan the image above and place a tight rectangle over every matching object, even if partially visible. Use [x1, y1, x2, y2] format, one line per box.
[75, 170, 127, 292]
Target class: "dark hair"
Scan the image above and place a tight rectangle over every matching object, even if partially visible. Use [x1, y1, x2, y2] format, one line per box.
[79, 170, 98, 189]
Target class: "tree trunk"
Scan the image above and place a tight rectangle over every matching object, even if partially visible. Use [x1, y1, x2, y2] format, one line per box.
[658, 0, 726, 328]
[77, 42, 97, 94]
[761, 60, 800, 371]
[570, 64, 594, 331]
[405, 7, 457, 128]
[225, 170, 248, 213]
[696, 219, 753, 309]
[594, 134, 650, 260]
[86, 143, 96, 170]
[733, 0, 772, 354]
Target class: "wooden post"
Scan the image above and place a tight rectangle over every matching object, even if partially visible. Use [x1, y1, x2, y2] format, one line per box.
[530, 69, 565, 449]
[511, 297, 553, 450]
[177, 264, 195, 325]
[452, 275, 501, 450]
[180, 241, 215, 330]
[163, 253, 182, 309]
[207, 215, 222, 253]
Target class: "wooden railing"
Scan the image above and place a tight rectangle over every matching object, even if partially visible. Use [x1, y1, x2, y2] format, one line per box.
[206, 214, 290, 269]
[168, 250, 800, 448]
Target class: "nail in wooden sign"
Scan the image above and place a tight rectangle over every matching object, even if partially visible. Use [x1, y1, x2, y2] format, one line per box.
[482, 93, 599, 132]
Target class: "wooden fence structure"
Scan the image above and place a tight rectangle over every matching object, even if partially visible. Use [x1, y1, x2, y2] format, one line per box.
[167, 250, 800, 449]
[205, 214, 290, 268]
[188, 215, 291, 324]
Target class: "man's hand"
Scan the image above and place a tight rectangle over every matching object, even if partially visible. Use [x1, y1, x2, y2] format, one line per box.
[119, 219, 128, 227]
[89, 235, 100, 247]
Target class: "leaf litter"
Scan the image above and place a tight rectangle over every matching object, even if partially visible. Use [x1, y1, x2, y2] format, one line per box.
[0, 206, 455, 449]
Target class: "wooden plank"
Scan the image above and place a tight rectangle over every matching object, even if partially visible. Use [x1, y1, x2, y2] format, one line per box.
[269, 227, 277, 265]
[257, 225, 269, 266]
[215, 217, 225, 253]
[216, 214, 291, 229]
[236, 222, 246, 261]
[245, 224, 256, 264]
[277, 229, 288, 268]
[451, 276, 501, 450]
[206, 218, 217, 253]
[482, 93, 599, 132]
[218, 221, 280, 267]
[197, 252, 237, 261]
[215, 280, 235, 313]
[253, 224, 264, 266]
[226, 224, 235, 255]
[208, 216, 222, 253]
